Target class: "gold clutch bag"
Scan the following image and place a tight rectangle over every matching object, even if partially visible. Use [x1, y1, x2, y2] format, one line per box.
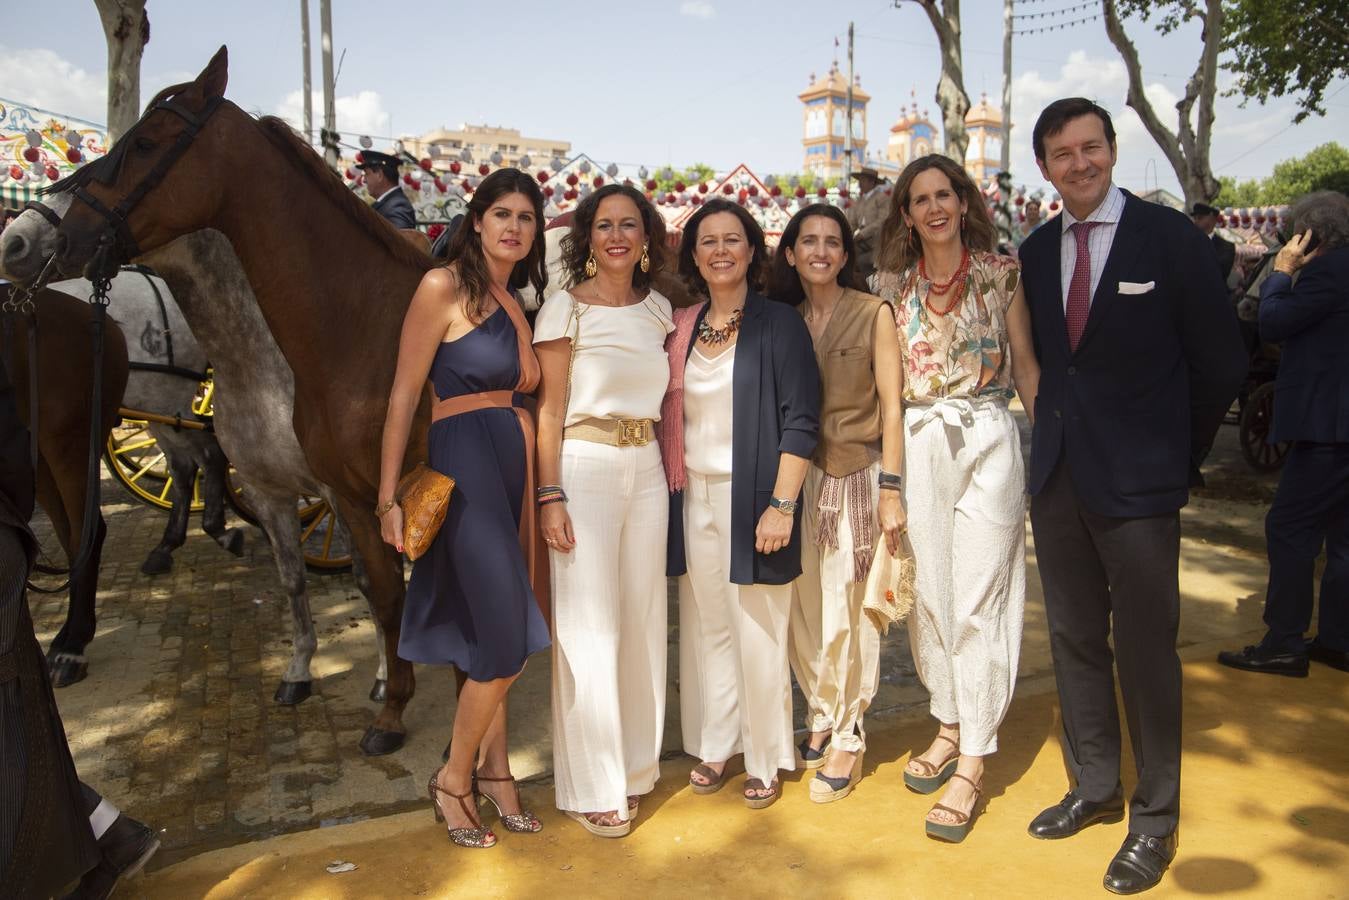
[397, 463, 455, 561]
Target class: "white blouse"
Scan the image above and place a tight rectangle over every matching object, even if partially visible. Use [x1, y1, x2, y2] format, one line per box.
[533, 290, 675, 426]
[683, 345, 736, 476]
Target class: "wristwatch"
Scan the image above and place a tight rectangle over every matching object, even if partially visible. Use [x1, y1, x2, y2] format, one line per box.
[769, 496, 799, 515]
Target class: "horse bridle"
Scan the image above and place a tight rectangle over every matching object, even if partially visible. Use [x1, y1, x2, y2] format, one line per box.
[63, 94, 226, 265]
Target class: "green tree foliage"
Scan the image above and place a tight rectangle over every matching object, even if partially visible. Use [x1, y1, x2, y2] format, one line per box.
[652, 163, 716, 194]
[1223, 0, 1349, 124]
[1215, 142, 1349, 206]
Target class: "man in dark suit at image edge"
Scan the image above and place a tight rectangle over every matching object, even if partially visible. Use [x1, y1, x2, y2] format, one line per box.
[358, 150, 417, 230]
[1016, 97, 1247, 895]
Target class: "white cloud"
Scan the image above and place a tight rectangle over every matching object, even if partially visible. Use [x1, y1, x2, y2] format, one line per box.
[275, 89, 391, 144]
[0, 46, 107, 123]
[1009, 51, 1184, 195]
[680, 1, 716, 19]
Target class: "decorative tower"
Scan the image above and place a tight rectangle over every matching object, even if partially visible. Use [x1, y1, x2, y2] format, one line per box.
[799, 62, 870, 179]
[887, 92, 939, 169]
[963, 93, 1003, 186]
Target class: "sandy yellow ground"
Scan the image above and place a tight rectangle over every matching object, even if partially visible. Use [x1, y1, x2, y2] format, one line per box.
[138, 635, 1347, 899]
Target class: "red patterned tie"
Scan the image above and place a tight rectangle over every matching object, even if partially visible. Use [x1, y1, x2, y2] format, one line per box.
[1066, 221, 1099, 351]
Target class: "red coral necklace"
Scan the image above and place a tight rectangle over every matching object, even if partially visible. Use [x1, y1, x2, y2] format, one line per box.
[920, 249, 971, 316]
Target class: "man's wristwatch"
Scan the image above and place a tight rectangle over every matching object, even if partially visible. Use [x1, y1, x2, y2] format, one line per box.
[769, 496, 798, 515]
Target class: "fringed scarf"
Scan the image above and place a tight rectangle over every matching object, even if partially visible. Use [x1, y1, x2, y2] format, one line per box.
[815, 467, 877, 584]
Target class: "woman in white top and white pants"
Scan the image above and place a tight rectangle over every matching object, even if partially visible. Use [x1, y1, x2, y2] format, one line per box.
[534, 185, 675, 838]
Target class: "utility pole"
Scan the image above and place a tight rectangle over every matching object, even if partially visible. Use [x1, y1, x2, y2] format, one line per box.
[300, 0, 313, 144]
[843, 21, 855, 186]
[1001, 0, 1012, 172]
[319, 0, 338, 169]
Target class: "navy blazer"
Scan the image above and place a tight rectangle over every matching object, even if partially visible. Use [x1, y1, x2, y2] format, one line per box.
[372, 189, 416, 230]
[668, 292, 821, 585]
[1019, 190, 1247, 517]
[1259, 246, 1349, 444]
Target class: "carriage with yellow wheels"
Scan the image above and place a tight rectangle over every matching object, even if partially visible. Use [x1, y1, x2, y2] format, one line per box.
[104, 371, 353, 571]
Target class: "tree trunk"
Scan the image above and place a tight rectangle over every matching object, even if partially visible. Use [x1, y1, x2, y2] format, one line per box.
[914, 0, 971, 163]
[1102, 0, 1222, 208]
[94, 0, 150, 145]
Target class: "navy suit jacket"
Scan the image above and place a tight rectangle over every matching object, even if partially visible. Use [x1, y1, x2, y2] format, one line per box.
[372, 189, 416, 230]
[667, 292, 821, 585]
[1259, 246, 1349, 444]
[1019, 190, 1247, 517]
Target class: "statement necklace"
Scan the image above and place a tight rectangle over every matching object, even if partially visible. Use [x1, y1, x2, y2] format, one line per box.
[919, 249, 972, 316]
[698, 308, 744, 346]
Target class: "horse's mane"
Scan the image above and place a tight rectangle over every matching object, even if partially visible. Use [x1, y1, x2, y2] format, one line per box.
[253, 116, 434, 272]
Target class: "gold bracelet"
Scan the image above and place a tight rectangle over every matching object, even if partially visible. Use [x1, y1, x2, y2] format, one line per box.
[375, 498, 397, 517]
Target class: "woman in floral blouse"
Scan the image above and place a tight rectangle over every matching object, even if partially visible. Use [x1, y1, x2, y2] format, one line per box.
[872, 154, 1040, 842]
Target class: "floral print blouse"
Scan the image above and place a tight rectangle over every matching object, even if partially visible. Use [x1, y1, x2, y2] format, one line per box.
[873, 251, 1020, 405]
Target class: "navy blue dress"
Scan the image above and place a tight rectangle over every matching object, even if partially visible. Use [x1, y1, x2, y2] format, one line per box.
[399, 307, 550, 680]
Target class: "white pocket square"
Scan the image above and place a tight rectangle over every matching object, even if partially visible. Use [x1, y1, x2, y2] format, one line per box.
[1118, 280, 1156, 295]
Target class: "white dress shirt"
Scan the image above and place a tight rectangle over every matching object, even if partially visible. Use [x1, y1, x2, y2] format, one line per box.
[374, 186, 401, 205]
[1058, 184, 1125, 312]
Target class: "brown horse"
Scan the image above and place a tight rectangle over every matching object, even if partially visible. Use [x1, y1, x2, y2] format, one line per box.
[48, 47, 434, 754]
[2, 287, 130, 685]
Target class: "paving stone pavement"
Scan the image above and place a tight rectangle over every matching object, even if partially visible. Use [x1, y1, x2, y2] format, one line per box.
[26, 411, 1277, 871]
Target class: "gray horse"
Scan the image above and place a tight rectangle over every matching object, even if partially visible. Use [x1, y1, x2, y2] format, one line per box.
[2, 198, 389, 705]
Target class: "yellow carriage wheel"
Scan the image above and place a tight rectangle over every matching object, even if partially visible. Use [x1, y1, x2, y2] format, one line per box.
[104, 418, 206, 512]
[226, 472, 352, 572]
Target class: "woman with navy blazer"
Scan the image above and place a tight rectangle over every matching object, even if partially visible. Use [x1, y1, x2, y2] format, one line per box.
[656, 199, 821, 809]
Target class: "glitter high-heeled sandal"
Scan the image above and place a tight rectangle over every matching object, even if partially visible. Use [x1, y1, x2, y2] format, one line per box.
[428, 773, 497, 848]
[474, 771, 543, 833]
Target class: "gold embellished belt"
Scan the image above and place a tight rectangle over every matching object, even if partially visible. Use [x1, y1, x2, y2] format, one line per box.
[565, 417, 655, 447]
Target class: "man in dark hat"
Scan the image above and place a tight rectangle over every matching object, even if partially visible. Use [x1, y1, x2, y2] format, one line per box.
[1192, 202, 1235, 283]
[0, 339, 159, 899]
[357, 150, 417, 230]
[846, 166, 890, 283]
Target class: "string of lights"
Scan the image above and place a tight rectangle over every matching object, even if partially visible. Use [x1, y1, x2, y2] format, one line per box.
[1013, 11, 1101, 35]
[1013, 1, 1100, 21]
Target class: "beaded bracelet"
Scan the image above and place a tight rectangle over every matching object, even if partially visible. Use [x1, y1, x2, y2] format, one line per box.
[537, 485, 567, 505]
[538, 494, 567, 507]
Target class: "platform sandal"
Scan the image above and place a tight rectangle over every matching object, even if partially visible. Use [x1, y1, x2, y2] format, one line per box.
[474, 771, 542, 833]
[796, 734, 831, 770]
[565, 809, 631, 839]
[690, 761, 728, 795]
[903, 733, 959, 794]
[925, 774, 983, 843]
[427, 773, 496, 849]
[743, 777, 780, 810]
[809, 751, 864, 804]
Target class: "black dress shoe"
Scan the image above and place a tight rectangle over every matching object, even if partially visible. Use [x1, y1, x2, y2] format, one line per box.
[1104, 831, 1177, 894]
[1217, 644, 1309, 677]
[62, 813, 160, 900]
[1307, 640, 1349, 673]
[1028, 787, 1125, 839]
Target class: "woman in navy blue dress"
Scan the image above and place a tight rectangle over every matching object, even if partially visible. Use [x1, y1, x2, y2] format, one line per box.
[379, 169, 551, 849]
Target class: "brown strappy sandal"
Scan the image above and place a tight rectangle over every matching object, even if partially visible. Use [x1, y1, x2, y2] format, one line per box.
[925, 773, 983, 843]
[903, 733, 959, 794]
[474, 771, 542, 833]
[690, 761, 728, 795]
[427, 773, 496, 848]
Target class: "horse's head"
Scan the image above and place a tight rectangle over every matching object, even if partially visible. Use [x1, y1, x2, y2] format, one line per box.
[0, 191, 73, 283]
[52, 46, 231, 280]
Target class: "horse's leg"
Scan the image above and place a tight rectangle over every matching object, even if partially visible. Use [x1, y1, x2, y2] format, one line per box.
[140, 441, 196, 575]
[343, 522, 390, 702]
[332, 494, 412, 756]
[42, 451, 102, 688]
[245, 488, 317, 705]
[198, 435, 245, 557]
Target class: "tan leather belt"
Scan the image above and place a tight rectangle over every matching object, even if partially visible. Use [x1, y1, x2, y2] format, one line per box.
[564, 417, 655, 447]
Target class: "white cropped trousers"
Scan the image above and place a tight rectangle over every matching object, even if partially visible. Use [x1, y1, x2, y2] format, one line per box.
[789, 462, 882, 754]
[904, 400, 1026, 757]
[679, 471, 795, 784]
[550, 439, 668, 819]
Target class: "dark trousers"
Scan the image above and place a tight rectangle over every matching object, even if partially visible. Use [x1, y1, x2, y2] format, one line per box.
[1030, 464, 1182, 838]
[1262, 442, 1349, 654]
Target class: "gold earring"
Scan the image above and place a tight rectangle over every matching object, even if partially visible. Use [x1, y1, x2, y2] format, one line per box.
[639, 243, 650, 273]
[584, 250, 597, 278]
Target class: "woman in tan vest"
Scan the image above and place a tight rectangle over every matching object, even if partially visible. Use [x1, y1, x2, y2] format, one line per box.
[770, 204, 906, 803]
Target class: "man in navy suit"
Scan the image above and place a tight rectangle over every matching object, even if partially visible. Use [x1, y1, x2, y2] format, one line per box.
[1219, 192, 1349, 676]
[357, 150, 416, 230]
[1018, 98, 1246, 895]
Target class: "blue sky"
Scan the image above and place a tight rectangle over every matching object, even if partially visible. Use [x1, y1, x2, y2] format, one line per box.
[4, 0, 1345, 198]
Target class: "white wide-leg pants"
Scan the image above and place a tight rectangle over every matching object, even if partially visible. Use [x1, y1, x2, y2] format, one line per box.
[789, 462, 882, 753]
[550, 439, 668, 819]
[679, 471, 795, 784]
[904, 401, 1025, 757]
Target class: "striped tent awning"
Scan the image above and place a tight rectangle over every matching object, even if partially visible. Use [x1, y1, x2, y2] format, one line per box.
[0, 97, 107, 210]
